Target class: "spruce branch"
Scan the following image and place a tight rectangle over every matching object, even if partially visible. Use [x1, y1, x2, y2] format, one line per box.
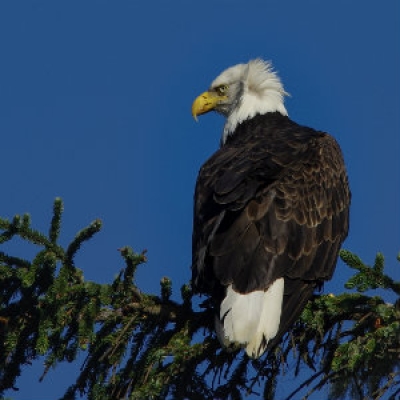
[1, 201, 399, 399]
[341, 249, 400, 295]
[49, 197, 63, 244]
[64, 219, 102, 267]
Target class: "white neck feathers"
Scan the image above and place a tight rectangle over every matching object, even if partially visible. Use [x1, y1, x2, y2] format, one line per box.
[217, 59, 288, 144]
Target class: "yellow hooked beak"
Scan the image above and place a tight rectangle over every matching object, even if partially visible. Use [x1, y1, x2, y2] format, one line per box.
[191, 91, 226, 121]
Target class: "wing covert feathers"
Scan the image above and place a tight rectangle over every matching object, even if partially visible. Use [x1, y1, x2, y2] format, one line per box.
[192, 112, 350, 356]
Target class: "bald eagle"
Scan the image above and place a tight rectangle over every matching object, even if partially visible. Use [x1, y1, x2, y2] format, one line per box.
[191, 59, 350, 359]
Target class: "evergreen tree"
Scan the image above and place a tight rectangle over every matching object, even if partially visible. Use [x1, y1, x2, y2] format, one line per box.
[1, 199, 399, 399]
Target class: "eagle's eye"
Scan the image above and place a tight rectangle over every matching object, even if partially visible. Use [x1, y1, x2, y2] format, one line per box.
[215, 84, 228, 96]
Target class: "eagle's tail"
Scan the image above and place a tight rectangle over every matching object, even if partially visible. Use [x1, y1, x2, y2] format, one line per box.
[215, 278, 285, 358]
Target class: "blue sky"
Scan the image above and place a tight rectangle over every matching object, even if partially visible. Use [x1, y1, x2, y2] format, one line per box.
[1, 1, 399, 399]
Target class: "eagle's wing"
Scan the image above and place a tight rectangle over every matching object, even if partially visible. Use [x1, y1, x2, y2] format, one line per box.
[192, 116, 350, 302]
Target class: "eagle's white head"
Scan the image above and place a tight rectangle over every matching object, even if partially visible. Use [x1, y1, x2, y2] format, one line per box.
[192, 59, 289, 143]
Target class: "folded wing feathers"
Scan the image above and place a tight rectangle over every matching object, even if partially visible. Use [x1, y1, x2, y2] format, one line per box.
[193, 114, 350, 359]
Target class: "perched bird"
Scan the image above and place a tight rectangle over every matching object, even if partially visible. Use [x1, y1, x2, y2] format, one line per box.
[191, 59, 350, 358]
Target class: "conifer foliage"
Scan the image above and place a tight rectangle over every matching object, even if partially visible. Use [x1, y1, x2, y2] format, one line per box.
[0, 199, 399, 399]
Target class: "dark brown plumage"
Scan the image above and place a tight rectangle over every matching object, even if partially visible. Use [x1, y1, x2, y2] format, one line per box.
[192, 111, 351, 353]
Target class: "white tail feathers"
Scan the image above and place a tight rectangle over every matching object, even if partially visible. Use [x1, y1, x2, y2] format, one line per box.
[215, 278, 285, 358]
